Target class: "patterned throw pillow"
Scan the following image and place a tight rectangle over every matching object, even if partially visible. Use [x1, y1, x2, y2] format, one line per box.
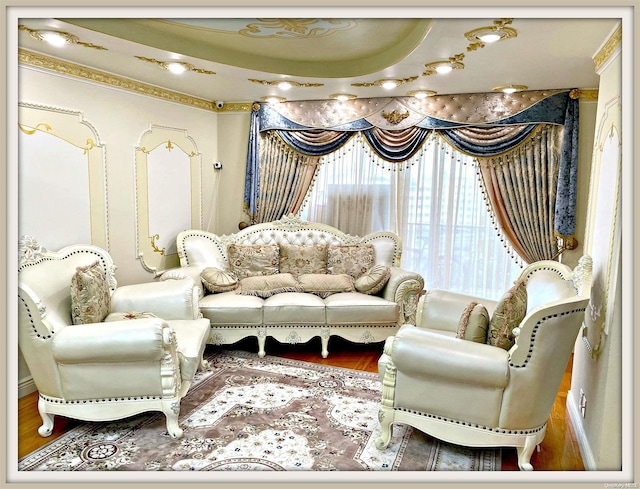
[236, 273, 301, 298]
[201, 267, 238, 293]
[279, 244, 328, 276]
[298, 273, 355, 298]
[70, 260, 111, 325]
[354, 265, 391, 295]
[327, 244, 375, 279]
[227, 244, 279, 280]
[456, 301, 490, 343]
[104, 311, 158, 321]
[487, 280, 528, 350]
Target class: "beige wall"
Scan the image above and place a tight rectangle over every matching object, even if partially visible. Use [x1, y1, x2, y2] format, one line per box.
[567, 24, 623, 470]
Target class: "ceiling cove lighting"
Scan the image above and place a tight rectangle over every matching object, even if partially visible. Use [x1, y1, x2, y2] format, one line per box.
[423, 53, 465, 76]
[465, 19, 518, 50]
[493, 84, 528, 94]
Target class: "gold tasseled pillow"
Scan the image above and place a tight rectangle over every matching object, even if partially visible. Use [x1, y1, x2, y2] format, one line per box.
[487, 280, 528, 350]
[456, 301, 490, 343]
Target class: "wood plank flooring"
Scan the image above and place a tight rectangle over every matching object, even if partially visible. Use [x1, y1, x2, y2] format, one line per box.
[17, 336, 584, 471]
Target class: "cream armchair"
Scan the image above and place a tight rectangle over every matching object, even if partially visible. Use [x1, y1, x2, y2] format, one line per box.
[375, 256, 592, 470]
[18, 236, 210, 439]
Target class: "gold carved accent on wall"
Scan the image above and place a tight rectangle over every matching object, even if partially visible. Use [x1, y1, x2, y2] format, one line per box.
[19, 122, 97, 154]
[239, 19, 356, 38]
[150, 234, 165, 255]
[381, 110, 410, 125]
[593, 23, 621, 73]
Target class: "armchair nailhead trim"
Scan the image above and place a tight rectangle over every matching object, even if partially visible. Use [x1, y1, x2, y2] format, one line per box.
[210, 323, 398, 329]
[396, 407, 546, 435]
[19, 295, 53, 339]
[509, 307, 586, 368]
[39, 394, 169, 404]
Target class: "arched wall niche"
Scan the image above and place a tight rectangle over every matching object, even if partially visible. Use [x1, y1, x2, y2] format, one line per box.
[18, 102, 108, 251]
[135, 125, 202, 276]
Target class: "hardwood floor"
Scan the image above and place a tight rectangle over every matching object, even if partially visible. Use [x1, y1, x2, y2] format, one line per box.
[17, 336, 584, 471]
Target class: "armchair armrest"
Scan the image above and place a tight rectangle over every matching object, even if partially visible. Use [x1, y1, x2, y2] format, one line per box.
[110, 278, 200, 320]
[159, 266, 205, 300]
[379, 266, 424, 324]
[52, 319, 169, 364]
[390, 325, 509, 389]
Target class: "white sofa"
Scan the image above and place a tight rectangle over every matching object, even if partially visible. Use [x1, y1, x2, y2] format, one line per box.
[167, 215, 424, 358]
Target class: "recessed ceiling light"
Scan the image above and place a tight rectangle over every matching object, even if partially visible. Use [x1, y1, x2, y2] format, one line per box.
[31, 29, 78, 47]
[423, 54, 465, 76]
[492, 84, 528, 94]
[261, 96, 286, 104]
[407, 90, 437, 99]
[465, 19, 517, 48]
[277, 81, 293, 90]
[166, 62, 189, 74]
[381, 80, 399, 90]
[329, 93, 357, 102]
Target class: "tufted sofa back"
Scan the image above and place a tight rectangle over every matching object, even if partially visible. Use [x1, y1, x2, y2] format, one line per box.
[177, 215, 402, 270]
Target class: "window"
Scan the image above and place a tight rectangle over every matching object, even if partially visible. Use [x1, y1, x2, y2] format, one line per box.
[301, 133, 522, 299]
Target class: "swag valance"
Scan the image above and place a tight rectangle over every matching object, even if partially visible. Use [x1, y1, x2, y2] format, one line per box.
[244, 89, 580, 241]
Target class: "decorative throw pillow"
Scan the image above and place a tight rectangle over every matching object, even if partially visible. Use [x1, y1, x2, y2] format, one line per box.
[236, 273, 301, 298]
[227, 243, 279, 280]
[354, 264, 391, 295]
[456, 301, 490, 343]
[487, 280, 528, 350]
[298, 273, 355, 298]
[279, 244, 328, 276]
[105, 311, 158, 321]
[70, 260, 111, 325]
[201, 267, 238, 293]
[327, 244, 375, 279]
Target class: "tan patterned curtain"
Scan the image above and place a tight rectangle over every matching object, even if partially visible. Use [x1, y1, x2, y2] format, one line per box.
[477, 124, 562, 263]
[256, 132, 320, 223]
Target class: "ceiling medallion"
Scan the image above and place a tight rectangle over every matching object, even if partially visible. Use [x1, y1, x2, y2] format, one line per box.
[239, 19, 356, 39]
[351, 76, 418, 89]
[135, 56, 216, 75]
[423, 53, 465, 76]
[492, 84, 528, 94]
[19, 25, 107, 50]
[249, 79, 324, 89]
[381, 110, 410, 125]
[465, 19, 517, 51]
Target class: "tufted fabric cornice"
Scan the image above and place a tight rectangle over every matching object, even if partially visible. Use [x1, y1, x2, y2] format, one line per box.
[258, 89, 570, 131]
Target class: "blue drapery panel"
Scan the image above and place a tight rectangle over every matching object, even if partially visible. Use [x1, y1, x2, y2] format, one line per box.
[244, 91, 579, 234]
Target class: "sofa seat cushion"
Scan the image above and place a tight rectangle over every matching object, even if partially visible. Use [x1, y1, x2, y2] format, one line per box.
[324, 292, 398, 324]
[166, 318, 210, 381]
[263, 292, 326, 325]
[199, 291, 263, 325]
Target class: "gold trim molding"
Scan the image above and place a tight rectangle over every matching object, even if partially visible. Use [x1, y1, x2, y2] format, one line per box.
[593, 24, 621, 74]
[19, 49, 252, 113]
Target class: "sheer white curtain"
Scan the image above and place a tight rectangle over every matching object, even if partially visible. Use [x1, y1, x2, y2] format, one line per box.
[300, 133, 522, 299]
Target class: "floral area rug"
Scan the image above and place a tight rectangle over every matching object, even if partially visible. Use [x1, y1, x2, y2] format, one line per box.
[18, 350, 500, 472]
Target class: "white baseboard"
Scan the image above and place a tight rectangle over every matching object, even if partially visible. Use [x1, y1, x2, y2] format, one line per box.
[18, 376, 37, 398]
[566, 388, 596, 470]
